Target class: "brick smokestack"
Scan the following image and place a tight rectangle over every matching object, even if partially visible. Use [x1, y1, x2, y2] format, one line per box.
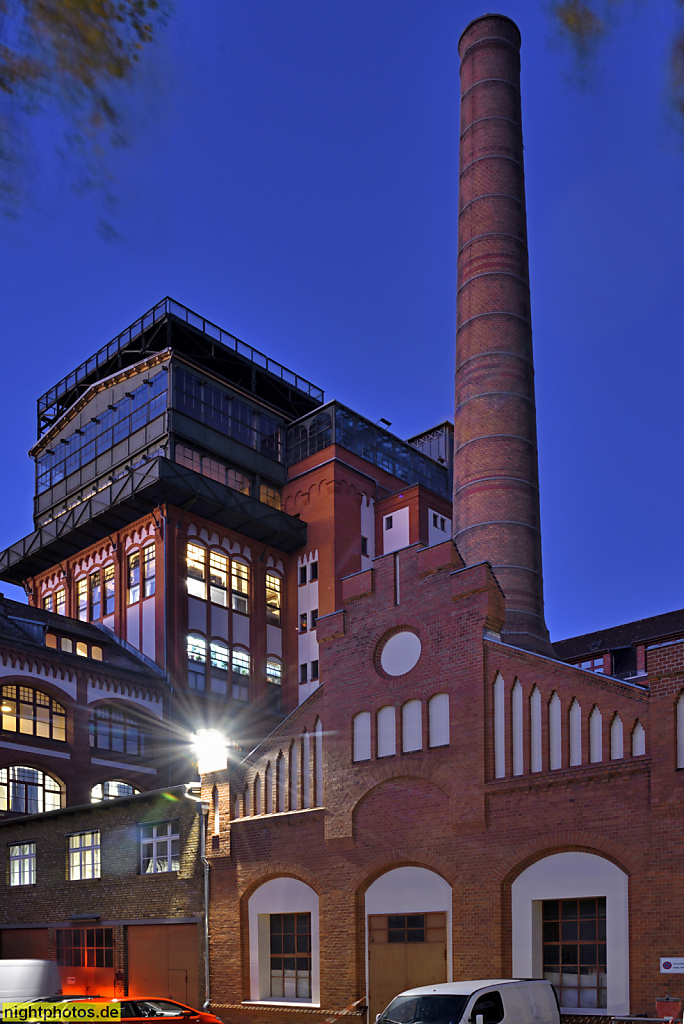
[454, 14, 552, 656]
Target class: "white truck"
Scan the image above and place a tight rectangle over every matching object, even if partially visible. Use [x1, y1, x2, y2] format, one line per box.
[0, 959, 63, 1020]
[376, 979, 560, 1024]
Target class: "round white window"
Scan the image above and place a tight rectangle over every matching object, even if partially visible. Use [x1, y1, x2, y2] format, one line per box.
[380, 631, 421, 676]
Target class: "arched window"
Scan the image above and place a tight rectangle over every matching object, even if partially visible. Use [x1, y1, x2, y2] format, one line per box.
[277, 752, 286, 812]
[0, 766, 63, 814]
[254, 775, 263, 815]
[632, 720, 646, 757]
[302, 731, 311, 809]
[589, 707, 603, 763]
[266, 573, 282, 625]
[104, 564, 116, 616]
[530, 686, 542, 772]
[209, 551, 228, 606]
[610, 715, 624, 760]
[91, 780, 140, 803]
[232, 648, 250, 702]
[289, 741, 299, 810]
[377, 706, 396, 757]
[549, 692, 562, 770]
[244, 784, 251, 816]
[233, 793, 241, 819]
[265, 762, 274, 813]
[89, 706, 150, 756]
[231, 559, 250, 614]
[209, 639, 229, 696]
[143, 544, 156, 598]
[127, 551, 141, 605]
[314, 718, 323, 807]
[512, 682, 523, 774]
[77, 576, 88, 620]
[353, 712, 371, 762]
[494, 673, 505, 777]
[428, 694, 449, 749]
[402, 700, 422, 753]
[187, 543, 207, 600]
[569, 699, 582, 766]
[1, 685, 66, 742]
[89, 569, 102, 621]
[266, 658, 282, 712]
[187, 634, 207, 691]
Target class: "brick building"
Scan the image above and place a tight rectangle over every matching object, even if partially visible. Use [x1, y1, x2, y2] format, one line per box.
[0, 787, 205, 1005]
[1, 10, 684, 1024]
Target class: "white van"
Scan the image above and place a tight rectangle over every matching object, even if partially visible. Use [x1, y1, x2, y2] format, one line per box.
[0, 959, 63, 1017]
[376, 979, 560, 1024]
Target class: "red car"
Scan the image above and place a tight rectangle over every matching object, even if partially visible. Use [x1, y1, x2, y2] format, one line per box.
[59, 998, 223, 1024]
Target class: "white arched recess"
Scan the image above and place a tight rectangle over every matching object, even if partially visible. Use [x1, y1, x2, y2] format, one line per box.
[365, 867, 453, 1001]
[511, 852, 628, 1015]
[247, 877, 320, 1006]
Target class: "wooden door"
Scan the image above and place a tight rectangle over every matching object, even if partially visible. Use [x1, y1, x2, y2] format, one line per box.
[368, 913, 447, 1023]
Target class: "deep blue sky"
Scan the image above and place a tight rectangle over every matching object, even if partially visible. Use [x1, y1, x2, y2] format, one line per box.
[1, 0, 682, 642]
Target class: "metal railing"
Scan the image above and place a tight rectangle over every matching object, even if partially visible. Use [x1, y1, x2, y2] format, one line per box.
[37, 297, 324, 437]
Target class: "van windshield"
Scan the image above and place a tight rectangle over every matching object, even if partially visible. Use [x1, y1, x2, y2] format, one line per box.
[380, 995, 468, 1024]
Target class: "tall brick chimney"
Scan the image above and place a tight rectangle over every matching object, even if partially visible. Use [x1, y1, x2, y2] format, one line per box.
[453, 14, 552, 656]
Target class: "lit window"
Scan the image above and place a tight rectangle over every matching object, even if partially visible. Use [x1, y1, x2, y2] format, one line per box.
[1, 685, 66, 741]
[89, 570, 101, 621]
[231, 560, 250, 614]
[266, 573, 282, 626]
[269, 913, 311, 999]
[43, 595, 53, 612]
[187, 634, 207, 691]
[0, 766, 63, 814]
[187, 543, 207, 600]
[259, 483, 282, 509]
[9, 842, 36, 886]
[61, 637, 73, 653]
[56, 928, 113, 968]
[77, 577, 88, 621]
[68, 831, 101, 880]
[91, 645, 103, 662]
[232, 648, 250, 702]
[45, 633, 57, 649]
[209, 552, 228, 606]
[299, 612, 307, 634]
[140, 821, 179, 874]
[89, 706, 149, 755]
[542, 898, 606, 1009]
[55, 589, 66, 616]
[128, 551, 140, 604]
[226, 467, 251, 495]
[76, 642, 88, 658]
[91, 781, 139, 802]
[266, 658, 282, 712]
[143, 544, 156, 598]
[104, 564, 115, 616]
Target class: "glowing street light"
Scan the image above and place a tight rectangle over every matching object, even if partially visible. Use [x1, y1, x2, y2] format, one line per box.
[192, 729, 228, 775]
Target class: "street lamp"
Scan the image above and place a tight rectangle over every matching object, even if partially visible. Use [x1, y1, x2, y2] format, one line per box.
[192, 728, 228, 775]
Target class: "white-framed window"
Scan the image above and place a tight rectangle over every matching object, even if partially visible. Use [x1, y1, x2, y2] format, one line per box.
[55, 588, 66, 615]
[77, 577, 88, 620]
[1, 685, 66, 741]
[127, 551, 141, 605]
[511, 851, 629, 1015]
[91, 781, 140, 802]
[187, 543, 207, 600]
[231, 560, 250, 614]
[140, 820, 180, 874]
[232, 648, 250, 701]
[266, 658, 282, 712]
[143, 544, 156, 598]
[248, 877, 319, 1004]
[210, 639, 229, 695]
[104, 564, 116, 616]
[209, 551, 228, 606]
[9, 841, 36, 885]
[266, 573, 282, 626]
[188, 634, 207, 690]
[89, 570, 101, 620]
[0, 766, 63, 814]
[68, 830, 101, 880]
